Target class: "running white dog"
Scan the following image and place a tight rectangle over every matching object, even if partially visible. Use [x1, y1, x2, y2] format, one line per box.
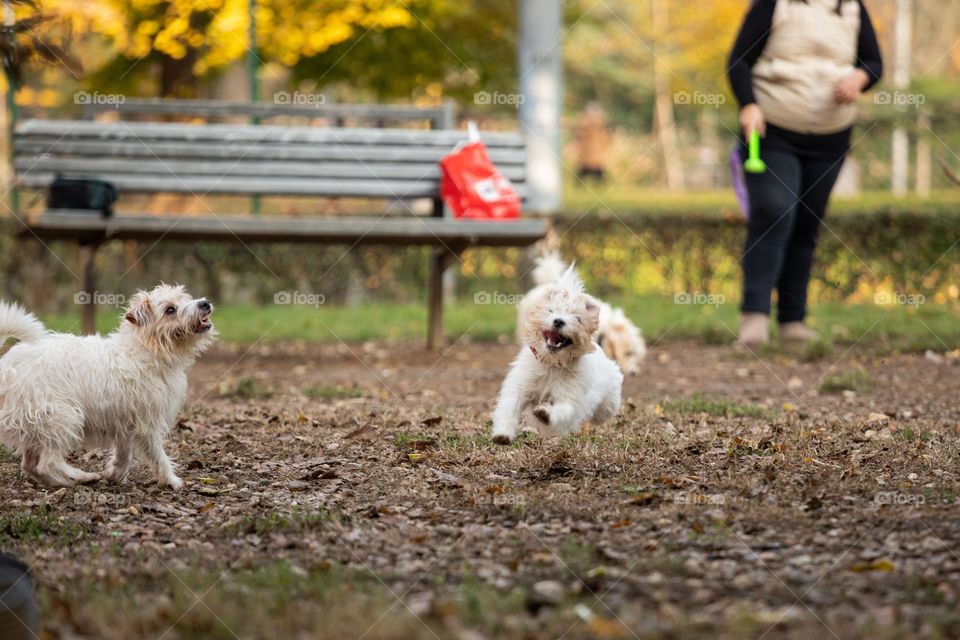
[492, 263, 622, 444]
[533, 252, 646, 374]
[0, 284, 215, 488]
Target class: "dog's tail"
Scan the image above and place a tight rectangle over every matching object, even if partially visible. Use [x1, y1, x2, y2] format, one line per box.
[0, 301, 47, 345]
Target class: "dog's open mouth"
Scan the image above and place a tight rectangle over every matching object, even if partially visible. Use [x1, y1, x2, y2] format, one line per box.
[194, 316, 213, 334]
[543, 329, 573, 352]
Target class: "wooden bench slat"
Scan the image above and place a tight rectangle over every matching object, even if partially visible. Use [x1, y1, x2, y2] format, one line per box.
[17, 119, 526, 148]
[14, 157, 528, 182]
[15, 139, 527, 165]
[24, 212, 548, 247]
[84, 99, 453, 124]
[17, 173, 529, 199]
[17, 174, 444, 198]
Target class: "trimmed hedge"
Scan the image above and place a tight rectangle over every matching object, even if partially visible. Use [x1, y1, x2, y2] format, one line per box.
[2, 208, 958, 314]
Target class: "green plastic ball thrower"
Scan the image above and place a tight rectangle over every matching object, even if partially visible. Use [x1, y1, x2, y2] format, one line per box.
[743, 129, 767, 174]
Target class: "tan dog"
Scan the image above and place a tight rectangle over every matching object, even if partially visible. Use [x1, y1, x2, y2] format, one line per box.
[493, 262, 623, 444]
[532, 252, 646, 374]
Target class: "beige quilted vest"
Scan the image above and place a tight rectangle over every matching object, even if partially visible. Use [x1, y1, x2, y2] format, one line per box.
[752, 0, 862, 134]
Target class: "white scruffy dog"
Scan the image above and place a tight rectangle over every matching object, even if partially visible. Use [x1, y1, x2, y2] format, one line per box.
[533, 252, 646, 375]
[0, 284, 215, 488]
[492, 263, 623, 444]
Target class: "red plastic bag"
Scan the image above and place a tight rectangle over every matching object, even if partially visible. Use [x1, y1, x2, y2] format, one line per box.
[440, 141, 521, 220]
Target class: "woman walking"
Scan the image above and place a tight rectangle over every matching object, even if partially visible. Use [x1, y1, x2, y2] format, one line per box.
[727, 0, 883, 345]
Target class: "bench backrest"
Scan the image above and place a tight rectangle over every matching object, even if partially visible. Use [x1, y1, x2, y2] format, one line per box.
[14, 119, 527, 201]
[83, 98, 456, 130]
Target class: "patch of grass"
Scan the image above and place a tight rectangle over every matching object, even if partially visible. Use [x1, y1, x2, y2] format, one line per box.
[41, 296, 960, 355]
[235, 508, 332, 536]
[394, 432, 437, 451]
[621, 485, 656, 497]
[662, 393, 774, 419]
[688, 519, 733, 547]
[699, 325, 733, 346]
[458, 578, 527, 628]
[450, 429, 539, 450]
[558, 537, 601, 580]
[562, 186, 960, 219]
[56, 561, 431, 640]
[303, 385, 364, 400]
[905, 576, 948, 606]
[799, 338, 834, 362]
[218, 377, 274, 399]
[0, 444, 14, 463]
[50, 560, 624, 640]
[442, 432, 505, 449]
[896, 427, 931, 443]
[820, 369, 874, 394]
[511, 430, 540, 448]
[0, 506, 87, 545]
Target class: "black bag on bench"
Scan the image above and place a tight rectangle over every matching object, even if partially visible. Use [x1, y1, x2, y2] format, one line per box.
[47, 176, 118, 217]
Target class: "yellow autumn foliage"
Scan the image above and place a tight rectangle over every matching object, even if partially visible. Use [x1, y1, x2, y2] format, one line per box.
[44, 0, 414, 78]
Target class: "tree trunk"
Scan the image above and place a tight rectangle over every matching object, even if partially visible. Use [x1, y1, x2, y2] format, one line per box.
[890, 0, 913, 196]
[160, 52, 199, 98]
[651, 0, 684, 191]
[915, 112, 931, 197]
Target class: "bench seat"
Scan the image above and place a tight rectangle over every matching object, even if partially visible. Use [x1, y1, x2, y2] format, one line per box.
[24, 211, 547, 248]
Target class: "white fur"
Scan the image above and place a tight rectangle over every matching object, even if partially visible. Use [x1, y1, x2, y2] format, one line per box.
[531, 252, 646, 375]
[493, 263, 623, 444]
[0, 285, 215, 488]
[597, 302, 647, 375]
[0, 302, 46, 345]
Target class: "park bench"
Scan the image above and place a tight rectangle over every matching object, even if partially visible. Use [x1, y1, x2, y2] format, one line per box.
[83, 97, 456, 130]
[13, 116, 546, 348]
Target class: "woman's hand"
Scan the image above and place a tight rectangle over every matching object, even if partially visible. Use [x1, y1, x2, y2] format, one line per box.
[834, 69, 870, 104]
[739, 103, 766, 137]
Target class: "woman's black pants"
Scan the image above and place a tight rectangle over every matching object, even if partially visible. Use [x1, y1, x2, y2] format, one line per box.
[742, 147, 846, 323]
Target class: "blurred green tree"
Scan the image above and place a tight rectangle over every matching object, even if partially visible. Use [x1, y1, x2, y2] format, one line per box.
[291, 0, 517, 107]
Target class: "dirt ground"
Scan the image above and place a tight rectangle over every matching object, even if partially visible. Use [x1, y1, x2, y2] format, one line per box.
[1, 339, 959, 639]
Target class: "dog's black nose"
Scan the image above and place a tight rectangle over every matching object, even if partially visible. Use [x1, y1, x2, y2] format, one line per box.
[197, 299, 211, 312]
[552, 318, 565, 330]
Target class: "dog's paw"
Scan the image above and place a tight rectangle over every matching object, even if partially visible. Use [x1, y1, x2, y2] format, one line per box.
[163, 475, 184, 491]
[491, 433, 514, 445]
[533, 406, 551, 425]
[104, 471, 129, 485]
[73, 471, 101, 485]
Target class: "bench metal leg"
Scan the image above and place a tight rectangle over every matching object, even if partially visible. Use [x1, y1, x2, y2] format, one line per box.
[427, 247, 461, 350]
[79, 243, 98, 335]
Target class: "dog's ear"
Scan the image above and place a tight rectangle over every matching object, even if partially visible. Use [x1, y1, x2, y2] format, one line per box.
[583, 296, 601, 332]
[125, 291, 153, 326]
[584, 296, 599, 315]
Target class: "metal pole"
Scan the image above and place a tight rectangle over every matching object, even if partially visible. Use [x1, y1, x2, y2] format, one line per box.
[246, 0, 260, 104]
[518, 0, 562, 214]
[5, 67, 18, 216]
[247, 0, 261, 214]
[4, 0, 19, 215]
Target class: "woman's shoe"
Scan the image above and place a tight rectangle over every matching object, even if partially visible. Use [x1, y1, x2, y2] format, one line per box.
[738, 313, 770, 346]
[780, 321, 818, 342]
